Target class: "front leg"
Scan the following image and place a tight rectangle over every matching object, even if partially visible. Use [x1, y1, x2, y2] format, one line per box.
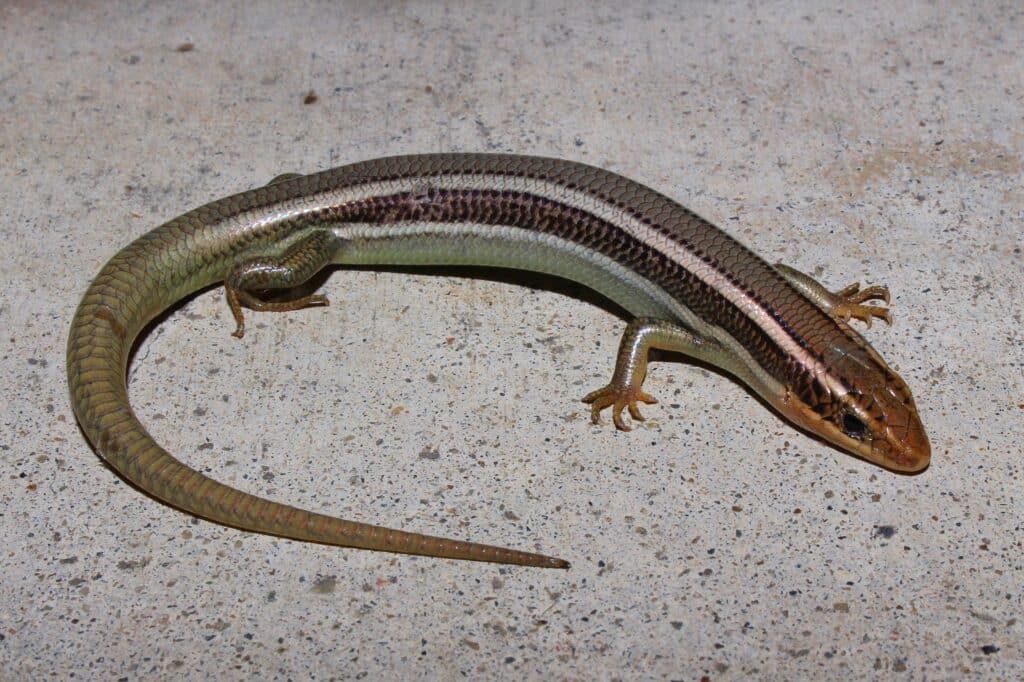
[583, 318, 720, 431]
[225, 230, 341, 338]
[774, 263, 893, 328]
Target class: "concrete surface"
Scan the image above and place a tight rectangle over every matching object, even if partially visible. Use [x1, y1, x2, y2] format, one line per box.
[1, 1, 1021, 678]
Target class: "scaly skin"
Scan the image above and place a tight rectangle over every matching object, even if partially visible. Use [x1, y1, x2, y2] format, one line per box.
[67, 153, 930, 568]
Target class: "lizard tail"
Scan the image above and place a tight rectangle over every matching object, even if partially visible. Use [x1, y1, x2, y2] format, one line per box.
[67, 232, 568, 568]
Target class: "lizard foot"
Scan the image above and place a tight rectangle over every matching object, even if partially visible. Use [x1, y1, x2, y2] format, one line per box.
[581, 384, 658, 431]
[832, 282, 892, 328]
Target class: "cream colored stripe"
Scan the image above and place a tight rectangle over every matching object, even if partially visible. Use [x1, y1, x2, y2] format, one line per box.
[227, 170, 836, 394]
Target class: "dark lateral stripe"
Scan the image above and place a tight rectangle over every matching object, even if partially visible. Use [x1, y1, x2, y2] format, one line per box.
[195, 157, 865, 405]
[303, 184, 811, 389]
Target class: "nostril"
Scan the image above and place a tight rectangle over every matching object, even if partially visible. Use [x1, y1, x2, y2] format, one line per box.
[891, 425, 931, 472]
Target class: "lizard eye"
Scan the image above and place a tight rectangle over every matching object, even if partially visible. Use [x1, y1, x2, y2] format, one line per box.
[841, 412, 868, 440]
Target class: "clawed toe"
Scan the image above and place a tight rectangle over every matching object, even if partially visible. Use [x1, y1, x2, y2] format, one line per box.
[834, 283, 893, 328]
[852, 284, 890, 305]
[581, 385, 658, 431]
[839, 305, 892, 328]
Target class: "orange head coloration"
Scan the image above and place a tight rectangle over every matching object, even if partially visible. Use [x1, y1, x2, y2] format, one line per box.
[784, 345, 930, 473]
[832, 380, 930, 473]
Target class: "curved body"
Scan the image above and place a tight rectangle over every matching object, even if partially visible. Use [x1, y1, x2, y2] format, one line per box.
[67, 154, 929, 568]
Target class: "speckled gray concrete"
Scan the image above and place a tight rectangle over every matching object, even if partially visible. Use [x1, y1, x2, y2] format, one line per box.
[1, 1, 1021, 678]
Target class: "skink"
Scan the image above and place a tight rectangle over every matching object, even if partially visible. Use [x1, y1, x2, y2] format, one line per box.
[67, 153, 930, 568]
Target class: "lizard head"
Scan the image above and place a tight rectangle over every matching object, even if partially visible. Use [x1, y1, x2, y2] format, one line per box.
[829, 381, 930, 473]
[785, 350, 930, 473]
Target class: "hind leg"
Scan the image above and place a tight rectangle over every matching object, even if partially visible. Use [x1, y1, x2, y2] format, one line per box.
[225, 230, 341, 338]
